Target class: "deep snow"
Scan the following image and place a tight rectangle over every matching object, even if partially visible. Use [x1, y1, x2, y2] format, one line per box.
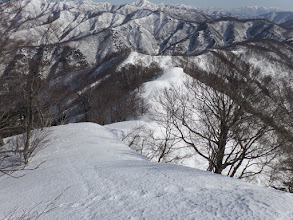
[0, 123, 293, 219]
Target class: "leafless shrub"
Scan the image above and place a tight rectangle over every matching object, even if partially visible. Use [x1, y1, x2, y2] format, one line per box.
[123, 120, 192, 164]
[0, 129, 50, 177]
[4, 188, 68, 220]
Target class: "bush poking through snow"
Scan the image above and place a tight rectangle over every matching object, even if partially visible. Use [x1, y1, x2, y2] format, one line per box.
[0, 129, 50, 177]
[4, 189, 66, 220]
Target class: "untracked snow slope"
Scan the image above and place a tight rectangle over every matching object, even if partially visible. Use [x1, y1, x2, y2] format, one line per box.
[0, 123, 293, 219]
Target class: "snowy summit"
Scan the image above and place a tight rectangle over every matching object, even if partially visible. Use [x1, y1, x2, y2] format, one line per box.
[0, 123, 292, 219]
[131, 0, 153, 7]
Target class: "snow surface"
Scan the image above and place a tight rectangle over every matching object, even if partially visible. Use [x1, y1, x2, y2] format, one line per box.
[105, 63, 292, 186]
[1, 123, 293, 219]
[105, 67, 207, 169]
[119, 52, 174, 70]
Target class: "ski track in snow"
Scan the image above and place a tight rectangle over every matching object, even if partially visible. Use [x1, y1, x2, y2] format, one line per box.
[0, 123, 293, 219]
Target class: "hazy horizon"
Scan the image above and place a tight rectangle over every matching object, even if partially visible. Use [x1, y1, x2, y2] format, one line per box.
[92, 0, 293, 11]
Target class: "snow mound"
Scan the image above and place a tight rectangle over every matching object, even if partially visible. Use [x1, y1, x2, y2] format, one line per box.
[0, 123, 292, 219]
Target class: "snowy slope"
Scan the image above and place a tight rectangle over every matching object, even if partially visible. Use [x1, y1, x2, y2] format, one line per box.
[260, 11, 293, 24]
[4, 0, 290, 62]
[105, 51, 293, 186]
[1, 123, 293, 219]
[201, 6, 280, 19]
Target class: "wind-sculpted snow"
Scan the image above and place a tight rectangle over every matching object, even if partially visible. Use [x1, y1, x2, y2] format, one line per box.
[0, 123, 292, 219]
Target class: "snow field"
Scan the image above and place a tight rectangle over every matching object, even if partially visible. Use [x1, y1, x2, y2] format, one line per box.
[0, 123, 293, 219]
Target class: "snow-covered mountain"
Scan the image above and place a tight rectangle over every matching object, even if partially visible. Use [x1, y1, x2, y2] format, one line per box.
[1, 0, 292, 123]
[1, 0, 292, 132]
[1, 123, 292, 219]
[0, 0, 289, 103]
[281, 20, 293, 29]
[5, 0, 292, 62]
[200, 6, 280, 19]
[260, 11, 293, 25]
[1, 1, 293, 212]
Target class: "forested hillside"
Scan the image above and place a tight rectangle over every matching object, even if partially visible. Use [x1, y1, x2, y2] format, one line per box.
[0, 0, 292, 193]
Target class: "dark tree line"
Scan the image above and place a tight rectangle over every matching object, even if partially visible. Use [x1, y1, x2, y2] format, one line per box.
[77, 63, 162, 124]
[1, 0, 292, 192]
[0, 0, 86, 170]
[0, 0, 162, 171]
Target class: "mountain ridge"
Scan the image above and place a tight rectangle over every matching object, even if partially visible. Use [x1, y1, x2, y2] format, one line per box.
[5, 0, 291, 62]
[0, 0, 293, 194]
[1, 123, 292, 219]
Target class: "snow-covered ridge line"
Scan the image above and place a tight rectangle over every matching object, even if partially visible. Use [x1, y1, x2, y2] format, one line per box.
[19, 0, 290, 22]
[1, 123, 293, 219]
[7, 0, 291, 66]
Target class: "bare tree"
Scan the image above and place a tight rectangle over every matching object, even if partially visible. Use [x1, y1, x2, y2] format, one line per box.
[0, 0, 55, 166]
[184, 51, 293, 145]
[0, 0, 25, 145]
[269, 144, 293, 192]
[124, 121, 186, 163]
[150, 77, 280, 177]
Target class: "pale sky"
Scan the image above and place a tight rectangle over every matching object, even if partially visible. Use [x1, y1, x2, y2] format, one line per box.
[94, 0, 293, 11]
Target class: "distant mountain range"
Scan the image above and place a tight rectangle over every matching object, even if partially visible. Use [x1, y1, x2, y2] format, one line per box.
[1, 0, 292, 194]
[5, 0, 292, 62]
[1, 0, 293, 124]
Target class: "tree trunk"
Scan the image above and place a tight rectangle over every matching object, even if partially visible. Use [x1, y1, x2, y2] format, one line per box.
[214, 121, 228, 174]
[0, 134, 4, 146]
[214, 142, 225, 174]
[23, 84, 33, 164]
